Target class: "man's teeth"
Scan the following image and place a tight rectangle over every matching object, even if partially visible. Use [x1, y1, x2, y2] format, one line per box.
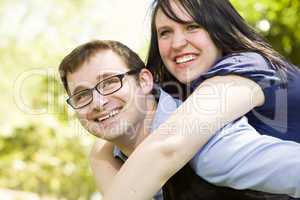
[175, 55, 196, 64]
[98, 109, 120, 122]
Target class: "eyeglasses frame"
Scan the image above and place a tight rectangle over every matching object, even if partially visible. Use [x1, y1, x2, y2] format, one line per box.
[66, 69, 141, 109]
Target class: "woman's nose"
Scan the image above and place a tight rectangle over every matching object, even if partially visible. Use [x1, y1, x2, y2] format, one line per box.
[171, 31, 187, 50]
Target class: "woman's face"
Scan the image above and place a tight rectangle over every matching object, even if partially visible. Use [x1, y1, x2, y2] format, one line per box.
[155, 2, 222, 84]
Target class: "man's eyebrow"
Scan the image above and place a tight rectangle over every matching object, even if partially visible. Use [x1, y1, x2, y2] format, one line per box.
[72, 85, 89, 95]
[96, 72, 119, 80]
[71, 72, 121, 95]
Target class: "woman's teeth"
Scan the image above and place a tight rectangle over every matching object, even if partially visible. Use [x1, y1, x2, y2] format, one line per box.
[175, 55, 196, 64]
[97, 109, 120, 122]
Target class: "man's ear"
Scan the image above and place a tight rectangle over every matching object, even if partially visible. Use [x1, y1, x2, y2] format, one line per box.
[138, 68, 154, 94]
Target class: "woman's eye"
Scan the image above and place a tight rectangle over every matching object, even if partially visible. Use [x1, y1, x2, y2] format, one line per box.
[158, 30, 170, 38]
[186, 24, 200, 31]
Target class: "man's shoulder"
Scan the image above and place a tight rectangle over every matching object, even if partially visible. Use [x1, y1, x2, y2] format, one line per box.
[158, 88, 182, 106]
[150, 88, 181, 132]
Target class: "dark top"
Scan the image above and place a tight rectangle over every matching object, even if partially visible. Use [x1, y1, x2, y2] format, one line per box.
[191, 52, 300, 142]
[163, 52, 300, 200]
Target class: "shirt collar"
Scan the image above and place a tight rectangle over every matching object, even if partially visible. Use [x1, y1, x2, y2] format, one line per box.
[113, 88, 181, 161]
[150, 88, 180, 132]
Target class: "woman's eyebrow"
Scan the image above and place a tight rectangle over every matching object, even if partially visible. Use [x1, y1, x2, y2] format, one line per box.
[156, 25, 170, 32]
[185, 20, 197, 24]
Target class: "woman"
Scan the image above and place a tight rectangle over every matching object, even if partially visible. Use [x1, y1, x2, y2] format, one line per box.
[102, 0, 300, 199]
[147, 0, 300, 142]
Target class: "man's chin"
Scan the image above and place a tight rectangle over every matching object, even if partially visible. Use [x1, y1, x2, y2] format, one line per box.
[90, 126, 123, 140]
[81, 120, 133, 141]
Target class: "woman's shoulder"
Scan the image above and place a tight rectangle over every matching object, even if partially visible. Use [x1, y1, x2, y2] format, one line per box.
[190, 51, 282, 92]
[191, 51, 287, 92]
[214, 51, 270, 70]
[202, 51, 275, 79]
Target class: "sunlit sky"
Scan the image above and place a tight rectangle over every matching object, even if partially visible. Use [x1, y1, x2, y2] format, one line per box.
[94, 0, 153, 50]
[0, 0, 153, 51]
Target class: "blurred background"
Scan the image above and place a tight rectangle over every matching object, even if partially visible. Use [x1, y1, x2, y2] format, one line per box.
[0, 0, 299, 199]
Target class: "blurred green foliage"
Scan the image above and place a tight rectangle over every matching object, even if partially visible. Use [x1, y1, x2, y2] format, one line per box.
[232, 0, 300, 65]
[0, 122, 95, 199]
[0, 0, 101, 199]
[0, 0, 299, 199]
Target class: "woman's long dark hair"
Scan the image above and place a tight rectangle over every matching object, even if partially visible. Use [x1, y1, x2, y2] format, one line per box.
[146, 0, 289, 87]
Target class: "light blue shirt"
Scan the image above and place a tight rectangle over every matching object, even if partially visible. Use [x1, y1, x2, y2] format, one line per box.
[113, 89, 180, 200]
[190, 117, 300, 197]
[114, 89, 300, 198]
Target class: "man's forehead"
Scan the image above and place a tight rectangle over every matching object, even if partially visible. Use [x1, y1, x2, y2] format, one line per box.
[84, 51, 130, 79]
[67, 50, 131, 93]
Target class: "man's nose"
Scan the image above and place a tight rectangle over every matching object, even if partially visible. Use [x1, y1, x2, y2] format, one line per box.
[90, 89, 108, 110]
[171, 31, 187, 50]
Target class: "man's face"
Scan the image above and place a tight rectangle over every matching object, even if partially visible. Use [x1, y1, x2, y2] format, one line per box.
[67, 50, 149, 142]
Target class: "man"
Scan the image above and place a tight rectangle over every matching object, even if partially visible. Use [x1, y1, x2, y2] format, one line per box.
[59, 40, 168, 199]
[58, 40, 300, 200]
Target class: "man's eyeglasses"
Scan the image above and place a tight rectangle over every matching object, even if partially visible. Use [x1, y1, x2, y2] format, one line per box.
[67, 69, 140, 109]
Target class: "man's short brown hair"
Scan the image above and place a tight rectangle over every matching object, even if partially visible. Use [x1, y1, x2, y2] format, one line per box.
[59, 40, 145, 94]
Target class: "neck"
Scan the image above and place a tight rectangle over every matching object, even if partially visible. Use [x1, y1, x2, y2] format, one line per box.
[114, 96, 157, 157]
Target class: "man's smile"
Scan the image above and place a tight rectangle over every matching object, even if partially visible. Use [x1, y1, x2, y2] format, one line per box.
[94, 107, 122, 123]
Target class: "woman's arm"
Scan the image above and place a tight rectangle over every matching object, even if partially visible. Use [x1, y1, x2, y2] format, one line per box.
[89, 139, 157, 200]
[89, 139, 122, 194]
[103, 75, 264, 200]
[190, 117, 300, 197]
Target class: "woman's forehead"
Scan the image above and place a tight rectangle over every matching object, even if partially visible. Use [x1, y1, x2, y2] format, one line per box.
[155, 2, 194, 25]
